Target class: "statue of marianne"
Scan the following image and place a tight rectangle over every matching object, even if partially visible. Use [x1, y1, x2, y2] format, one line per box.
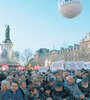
[5, 25, 10, 40]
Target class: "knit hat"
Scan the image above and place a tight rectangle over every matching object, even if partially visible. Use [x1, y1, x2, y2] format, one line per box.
[84, 71, 88, 74]
[49, 77, 55, 82]
[82, 77, 88, 83]
[7, 75, 14, 79]
[34, 79, 41, 83]
[44, 84, 51, 90]
[55, 81, 63, 88]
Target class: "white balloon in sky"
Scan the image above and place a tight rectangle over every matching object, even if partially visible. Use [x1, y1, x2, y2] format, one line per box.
[58, 0, 83, 18]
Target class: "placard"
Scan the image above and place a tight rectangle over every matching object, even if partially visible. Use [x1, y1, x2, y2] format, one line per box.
[50, 61, 64, 72]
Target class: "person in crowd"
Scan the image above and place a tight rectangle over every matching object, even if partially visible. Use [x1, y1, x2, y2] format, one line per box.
[56, 76, 63, 82]
[28, 84, 40, 100]
[34, 79, 44, 96]
[19, 80, 29, 100]
[41, 75, 50, 88]
[65, 75, 85, 100]
[37, 75, 43, 83]
[83, 71, 89, 77]
[48, 77, 56, 91]
[10, 71, 16, 76]
[62, 71, 67, 83]
[52, 80, 72, 100]
[53, 71, 58, 78]
[13, 74, 18, 81]
[0, 74, 6, 89]
[42, 84, 53, 100]
[21, 75, 27, 81]
[4, 80, 24, 100]
[75, 71, 82, 83]
[17, 77, 22, 84]
[78, 77, 90, 99]
[0, 80, 10, 100]
[7, 75, 14, 84]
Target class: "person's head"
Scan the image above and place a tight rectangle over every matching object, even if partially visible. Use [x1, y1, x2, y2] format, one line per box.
[20, 81, 26, 89]
[57, 76, 63, 81]
[55, 81, 63, 92]
[82, 77, 89, 86]
[0, 74, 6, 82]
[17, 77, 22, 84]
[34, 79, 41, 86]
[37, 76, 43, 82]
[62, 72, 66, 78]
[1, 80, 10, 92]
[7, 75, 13, 83]
[84, 71, 88, 76]
[44, 84, 51, 95]
[49, 77, 55, 85]
[67, 75, 75, 84]
[77, 71, 82, 77]
[53, 71, 58, 77]
[32, 76, 37, 81]
[46, 76, 50, 82]
[13, 74, 18, 81]
[21, 75, 26, 81]
[10, 81, 19, 93]
[28, 85, 37, 95]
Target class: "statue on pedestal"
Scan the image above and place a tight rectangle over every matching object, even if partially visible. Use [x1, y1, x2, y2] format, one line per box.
[5, 25, 10, 40]
[3, 25, 12, 43]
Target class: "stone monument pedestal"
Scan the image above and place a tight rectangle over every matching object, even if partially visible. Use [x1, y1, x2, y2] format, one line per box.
[0, 25, 19, 68]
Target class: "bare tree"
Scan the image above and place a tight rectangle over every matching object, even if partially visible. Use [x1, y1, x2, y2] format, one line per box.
[21, 48, 32, 66]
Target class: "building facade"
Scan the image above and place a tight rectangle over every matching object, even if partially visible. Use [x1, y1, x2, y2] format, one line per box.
[30, 33, 90, 67]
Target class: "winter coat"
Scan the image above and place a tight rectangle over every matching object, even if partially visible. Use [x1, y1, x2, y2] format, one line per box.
[51, 86, 73, 100]
[41, 91, 53, 100]
[78, 81, 90, 98]
[28, 91, 41, 100]
[0, 90, 3, 100]
[65, 82, 83, 100]
[4, 89, 24, 100]
[19, 88, 29, 100]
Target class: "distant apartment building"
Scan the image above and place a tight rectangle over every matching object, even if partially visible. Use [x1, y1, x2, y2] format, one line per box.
[30, 33, 90, 67]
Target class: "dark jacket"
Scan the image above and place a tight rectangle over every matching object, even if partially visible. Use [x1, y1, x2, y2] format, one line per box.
[28, 91, 41, 100]
[65, 82, 83, 100]
[78, 81, 90, 98]
[0, 90, 3, 100]
[19, 88, 29, 100]
[52, 86, 72, 100]
[4, 89, 24, 100]
[41, 91, 53, 100]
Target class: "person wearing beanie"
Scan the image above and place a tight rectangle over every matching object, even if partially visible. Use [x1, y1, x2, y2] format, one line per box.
[7, 75, 14, 84]
[78, 77, 90, 99]
[65, 75, 85, 100]
[28, 85, 41, 100]
[34, 79, 44, 97]
[42, 84, 53, 100]
[52, 81, 72, 100]
[48, 77, 56, 91]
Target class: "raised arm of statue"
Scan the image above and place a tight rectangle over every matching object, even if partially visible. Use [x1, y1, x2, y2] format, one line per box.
[5, 25, 10, 40]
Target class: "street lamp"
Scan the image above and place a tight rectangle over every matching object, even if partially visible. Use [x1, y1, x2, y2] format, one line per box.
[48, 61, 51, 67]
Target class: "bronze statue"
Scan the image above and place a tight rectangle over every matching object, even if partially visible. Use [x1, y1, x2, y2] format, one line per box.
[3, 25, 11, 43]
[5, 25, 10, 40]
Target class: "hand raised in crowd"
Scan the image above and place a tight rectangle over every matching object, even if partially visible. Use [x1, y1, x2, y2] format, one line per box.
[80, 94, 85, 99]
[47, 97, 53, 100]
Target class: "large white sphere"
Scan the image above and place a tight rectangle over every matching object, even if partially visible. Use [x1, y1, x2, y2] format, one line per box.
[58, 0, 83, 18]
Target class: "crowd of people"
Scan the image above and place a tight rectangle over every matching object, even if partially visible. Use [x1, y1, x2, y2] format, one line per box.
[0, 68, 90, 100]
